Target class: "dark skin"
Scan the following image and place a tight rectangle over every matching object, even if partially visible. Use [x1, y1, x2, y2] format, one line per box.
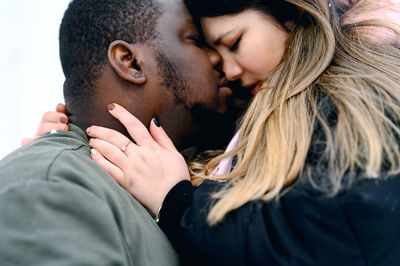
[66, 0, 232, 151]
[27, 0, 250, 152]
[25, 0, 366, 149]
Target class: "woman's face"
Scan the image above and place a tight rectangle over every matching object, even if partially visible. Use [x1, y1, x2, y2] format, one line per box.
[201, 9, 289, 94]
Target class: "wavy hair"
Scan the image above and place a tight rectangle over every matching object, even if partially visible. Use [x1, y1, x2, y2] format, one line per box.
[188, 0, 400, 225]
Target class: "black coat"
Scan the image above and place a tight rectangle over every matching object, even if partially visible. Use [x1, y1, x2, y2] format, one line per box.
[160, 176, 400, 266]
[159, 96, 400, 266]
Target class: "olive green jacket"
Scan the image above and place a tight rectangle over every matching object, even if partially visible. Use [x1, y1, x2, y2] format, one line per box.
[0, 124, 178, 266]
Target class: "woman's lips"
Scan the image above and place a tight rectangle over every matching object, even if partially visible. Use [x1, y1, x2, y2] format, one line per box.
[250, 82, 261, 95]
[243, 81, 261, 96]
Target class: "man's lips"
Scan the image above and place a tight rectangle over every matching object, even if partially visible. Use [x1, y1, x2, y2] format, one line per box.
[216, 76, 233, 112]
[217, 86, 233, 113]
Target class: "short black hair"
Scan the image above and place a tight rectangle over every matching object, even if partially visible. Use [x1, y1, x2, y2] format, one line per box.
[60, 0, 161, 101]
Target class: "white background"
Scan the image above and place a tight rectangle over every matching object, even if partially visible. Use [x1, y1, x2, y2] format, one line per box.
[0, 0, 70, 159]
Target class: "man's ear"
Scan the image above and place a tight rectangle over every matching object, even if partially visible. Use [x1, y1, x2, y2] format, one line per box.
[108, 40, 146, 85]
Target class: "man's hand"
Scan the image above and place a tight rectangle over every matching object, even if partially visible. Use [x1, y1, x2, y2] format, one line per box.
[21, 103, 69, 146]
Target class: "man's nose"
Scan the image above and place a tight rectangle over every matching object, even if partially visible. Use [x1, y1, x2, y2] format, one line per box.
[205, 47, 221, 68]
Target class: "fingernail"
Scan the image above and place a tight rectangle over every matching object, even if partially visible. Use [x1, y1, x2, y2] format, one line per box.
[86, 127, 91, 135]
[153, 117, 161, 127]
[107, 103, 115, 111]
[59, 116, 67, 123]
[91, 149, 97, 155]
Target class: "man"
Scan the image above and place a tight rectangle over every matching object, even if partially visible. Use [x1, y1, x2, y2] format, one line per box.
[0, 0, 232, 265]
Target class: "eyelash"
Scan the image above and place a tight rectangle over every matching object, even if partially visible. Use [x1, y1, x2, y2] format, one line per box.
[230, 34, 242, 51]
[188, 35, 203, 47]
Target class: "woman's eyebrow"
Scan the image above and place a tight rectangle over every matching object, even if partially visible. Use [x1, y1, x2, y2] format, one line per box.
[214, 28, 238, 46]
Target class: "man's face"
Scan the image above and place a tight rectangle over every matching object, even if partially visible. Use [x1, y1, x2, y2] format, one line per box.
[147, 0, 228, 149]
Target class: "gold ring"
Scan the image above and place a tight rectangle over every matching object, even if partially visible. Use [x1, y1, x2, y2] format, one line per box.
[121, 141, 131, 152]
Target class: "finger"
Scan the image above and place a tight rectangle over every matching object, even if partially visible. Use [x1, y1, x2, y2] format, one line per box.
[41, 111, 68, 124]
[149, 118, 177, 152]
[107, 103, 153, 146]
[55, 103, 67, 115]
[86, 125, 134, 151]
[336, 0, 359, 9]
[89, 138, 129, 169]
[21, 137, 35, 146]
[36, 122, 69, 137]
[90, 148, 125, 186]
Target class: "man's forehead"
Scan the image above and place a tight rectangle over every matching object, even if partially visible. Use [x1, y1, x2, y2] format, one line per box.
[156, 0, 195, 28]
[158, 0, 189, 17]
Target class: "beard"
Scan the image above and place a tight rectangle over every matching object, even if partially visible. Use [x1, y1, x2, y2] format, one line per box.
[154, 49, 250, 155]
[185, 103, 237, 150]
[188, 78, 252, 150]
[155, 49, 191, 109]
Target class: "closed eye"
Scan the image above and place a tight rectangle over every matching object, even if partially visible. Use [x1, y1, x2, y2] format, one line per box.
[230, 34, 242, 51]
[188, 35, 204, 47]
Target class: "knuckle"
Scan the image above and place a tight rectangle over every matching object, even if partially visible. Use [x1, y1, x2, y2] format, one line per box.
[138, 134, 148, 144]
[125, 176, 134, 188]
[37, 124, 52, 135]
[42, 111, 54, 121]
[89, 126, 100, 136]
[126, 120, 139, 129]
[138, 151, 147, 161]
[110, 132, 122, 143]
[56, 124, 67, 131]
[105, 130, 114, 140]
[89, 138, 97, 146]
[89, 125, 98, 133]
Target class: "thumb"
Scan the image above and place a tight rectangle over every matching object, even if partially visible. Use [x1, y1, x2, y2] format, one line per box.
[149, 118, 177, 152]
[56, 103, 67, 115]
[21, 137, 36, 146]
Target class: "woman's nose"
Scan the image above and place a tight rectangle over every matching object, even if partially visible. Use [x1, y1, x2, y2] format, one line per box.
[223, 59, 243, 81]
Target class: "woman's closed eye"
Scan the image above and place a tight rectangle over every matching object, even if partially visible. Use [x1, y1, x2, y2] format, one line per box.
[229, 34, 242, 51]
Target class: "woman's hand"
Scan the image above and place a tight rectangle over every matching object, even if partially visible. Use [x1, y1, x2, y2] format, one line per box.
[87, 103, 190, 215]
[341, 0, 400, 43]
[21, 103, 69, 146]
[336, 0, 360, 10]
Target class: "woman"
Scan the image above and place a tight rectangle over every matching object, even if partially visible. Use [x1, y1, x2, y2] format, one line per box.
[86, 0, 400, 265]
[30, 0, 400, 265]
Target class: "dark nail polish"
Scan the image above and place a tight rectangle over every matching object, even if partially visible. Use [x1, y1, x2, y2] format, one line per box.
[107, 103, 115, 111]
[59, 116, 67, 123]
[153, 117, 161, 127]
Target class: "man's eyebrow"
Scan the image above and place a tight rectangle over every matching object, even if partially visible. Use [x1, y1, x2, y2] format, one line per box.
[184, 16, 195, 26]
[214, 29, 237, 46]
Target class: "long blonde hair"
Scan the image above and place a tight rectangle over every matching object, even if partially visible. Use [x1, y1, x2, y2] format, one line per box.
[191, 0, 400, 225]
